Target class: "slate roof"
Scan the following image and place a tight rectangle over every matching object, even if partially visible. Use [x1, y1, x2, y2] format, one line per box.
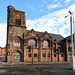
[65, 34, 74, 42]
[26, 30, 64, 43]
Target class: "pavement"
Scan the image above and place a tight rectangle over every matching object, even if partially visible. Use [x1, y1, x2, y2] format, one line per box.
[0, 61, 69, 65]
[0, 62, 75, 75]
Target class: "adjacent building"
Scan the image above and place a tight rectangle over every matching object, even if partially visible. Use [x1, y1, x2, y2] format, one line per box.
[0, 47, 6, 57]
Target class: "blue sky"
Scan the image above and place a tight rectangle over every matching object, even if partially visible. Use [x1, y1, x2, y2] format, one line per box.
[0, 0, 75, 47]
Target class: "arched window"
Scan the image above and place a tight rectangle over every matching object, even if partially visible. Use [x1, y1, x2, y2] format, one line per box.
[28, 39, 36, 47]
[14, 37, 21, 48]
[43, 40, 50, 48]
[15, 41, 20, 47]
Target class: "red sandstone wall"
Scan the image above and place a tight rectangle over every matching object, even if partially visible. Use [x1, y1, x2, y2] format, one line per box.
[0, 47, 6, 57]
[6, 6, 66, 62]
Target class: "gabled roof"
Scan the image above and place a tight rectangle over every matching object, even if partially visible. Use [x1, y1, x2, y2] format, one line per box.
[49, 33, 64, 42]
[26, 30, 64, 43]
[65, 34, 74, 42]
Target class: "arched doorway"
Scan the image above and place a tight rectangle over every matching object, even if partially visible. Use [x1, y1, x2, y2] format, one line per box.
[14, 52, 20, 62]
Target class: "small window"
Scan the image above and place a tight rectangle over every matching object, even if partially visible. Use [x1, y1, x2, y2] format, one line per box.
[43, 54, 46, 57]
[47, 53, 50, 57]
[54, 54, 56, 57]
[8, 52, 10, 55]
[28, 54, 31, 57]
[15, 19, 21, 25]
[34, 54, 37, 57]
[61, 54, 63, 57]
[28, 46, 31, 52]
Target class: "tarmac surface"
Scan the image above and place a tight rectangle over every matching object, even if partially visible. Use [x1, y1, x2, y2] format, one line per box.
[0, 62, 75, 75]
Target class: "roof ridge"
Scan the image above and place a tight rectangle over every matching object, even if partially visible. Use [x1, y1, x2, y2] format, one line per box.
[26, 30, 61, 36]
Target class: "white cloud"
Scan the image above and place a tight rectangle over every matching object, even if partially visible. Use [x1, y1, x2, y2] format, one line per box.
[0, 23, 7, 47]
[59, 24, 69, 37]
[47, 3, 62, 10]
[65, 0, 71, 3]
[42, 0, 50, 2]
[54, 0, 58, 2]
[54, 0, 62, 2]
[42, 0, 46, 2]
[26, 4, 75, 37]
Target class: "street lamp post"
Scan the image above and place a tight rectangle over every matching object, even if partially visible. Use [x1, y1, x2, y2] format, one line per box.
[70, 15, 73, 56]
[65, 11, 75, 70]
[70, 11, 75, 70]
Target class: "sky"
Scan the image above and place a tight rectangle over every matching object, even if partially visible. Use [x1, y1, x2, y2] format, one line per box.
[0, 0, 75, 47]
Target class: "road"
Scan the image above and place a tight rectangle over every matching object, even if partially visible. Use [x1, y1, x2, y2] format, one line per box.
[0, 63, 75, 75]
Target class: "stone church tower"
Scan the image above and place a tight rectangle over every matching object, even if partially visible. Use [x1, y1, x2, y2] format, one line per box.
[6, 5, 26, 62]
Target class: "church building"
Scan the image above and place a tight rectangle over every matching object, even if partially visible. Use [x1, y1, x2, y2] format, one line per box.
[6, 5, 69, 62]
